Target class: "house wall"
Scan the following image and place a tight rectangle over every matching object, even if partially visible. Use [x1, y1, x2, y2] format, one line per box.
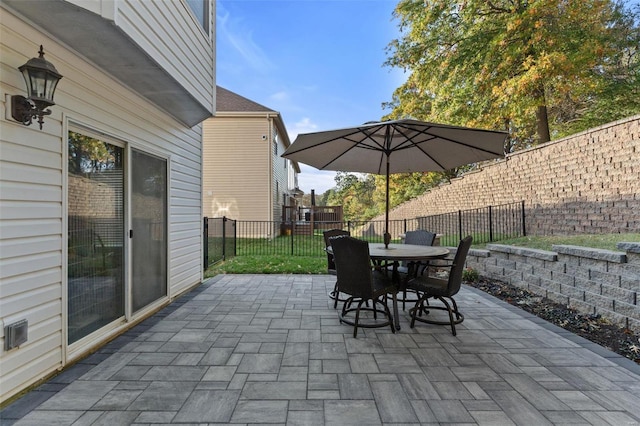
[0, 11, 208, 403]
[373, 115, 640, 236]
[114, 0, 215, 112]
[273, 126, 290, 221]
[203, 116, 272, 223]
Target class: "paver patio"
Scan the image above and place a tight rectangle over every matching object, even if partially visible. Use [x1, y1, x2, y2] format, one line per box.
[2, 274, 640, 425]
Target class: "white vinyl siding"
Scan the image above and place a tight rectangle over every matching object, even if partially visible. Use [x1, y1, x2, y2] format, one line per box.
[272, 132, 289, 220]
[115, 0, 214, 111]
[203, 116, 272, 223]
[1, 10, 208, 402]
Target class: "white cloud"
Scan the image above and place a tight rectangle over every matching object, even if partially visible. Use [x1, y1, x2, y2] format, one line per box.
[217, 8, 275, 72]
[270, 91, 289, 102]
[298, 165, 336, 195]
[286, 118, 334, 194]
[289, 117, 318, 141]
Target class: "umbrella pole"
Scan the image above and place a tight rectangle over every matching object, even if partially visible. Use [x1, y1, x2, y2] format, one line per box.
[384, 157, 391, 248]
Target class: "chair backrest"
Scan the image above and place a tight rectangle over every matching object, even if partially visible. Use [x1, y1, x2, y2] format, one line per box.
[447, 235, 473, 296]
[401, 230, 436, 267]
[323, 229, 350, 272]
[404, 229, 436, 247]
[329, 235, 373, 299]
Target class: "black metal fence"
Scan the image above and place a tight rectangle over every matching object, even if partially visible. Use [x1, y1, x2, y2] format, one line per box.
[417, 201, 526, 247]
[203, 201, 525, 268]
[203, 216, 236, 269]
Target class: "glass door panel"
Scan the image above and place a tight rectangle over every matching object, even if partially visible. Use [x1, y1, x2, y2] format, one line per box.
[68, 131, 125, 344]
[131, 149, 168, 312]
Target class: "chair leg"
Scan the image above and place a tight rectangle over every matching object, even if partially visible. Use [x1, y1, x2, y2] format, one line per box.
[402, 288, 407, 311]
[383, 294, 395, 334]
[438, 297, 456, 336]
[354, 299, 366, 338]
[410, 294, 464, 335]
[409, 296, 423, 328]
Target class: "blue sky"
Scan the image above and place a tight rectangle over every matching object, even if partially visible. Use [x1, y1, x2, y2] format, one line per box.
[216, 0, 403, 194]
[216, 0, 640, 195]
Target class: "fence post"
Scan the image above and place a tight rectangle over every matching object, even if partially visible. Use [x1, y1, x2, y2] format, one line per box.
[521, 200, 526, 236]
[233, 219, 237, 257]
[347, 221, 351, 234]
[458, 210, 463, 242]
[404, 218, 407, 233]
[221, 216, 226, 260]
[203, 217, 209, 270]
[290, 219, 295, 256]
[488, 205, 494, 242]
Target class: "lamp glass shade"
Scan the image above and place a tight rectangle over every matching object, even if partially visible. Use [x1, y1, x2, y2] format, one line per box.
[18, 46, 62, 107]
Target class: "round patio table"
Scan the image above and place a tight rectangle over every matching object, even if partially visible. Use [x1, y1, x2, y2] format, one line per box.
[367, 243, 450, 330]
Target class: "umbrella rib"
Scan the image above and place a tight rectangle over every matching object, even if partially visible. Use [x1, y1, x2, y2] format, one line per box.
[387, 124, 504, 170]
[390, 125, 449, 170]
[396, 123, 504, 156]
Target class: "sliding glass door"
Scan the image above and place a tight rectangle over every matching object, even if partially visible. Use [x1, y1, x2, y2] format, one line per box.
[68, 132, 168, 344]
[67, 131, 124, 344]
[131, 149, 168, 312]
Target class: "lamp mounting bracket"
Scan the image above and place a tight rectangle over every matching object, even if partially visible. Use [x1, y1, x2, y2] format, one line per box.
[11, 95, 52, 130]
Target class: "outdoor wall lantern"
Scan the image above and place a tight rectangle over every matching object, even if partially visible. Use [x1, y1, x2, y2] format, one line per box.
[11, 45, 63, 130]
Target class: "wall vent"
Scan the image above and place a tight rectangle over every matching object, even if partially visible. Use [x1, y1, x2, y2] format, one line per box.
[4, 319, 28, 351]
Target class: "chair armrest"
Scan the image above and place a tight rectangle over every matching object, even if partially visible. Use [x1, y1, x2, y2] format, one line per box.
[422, 260, 456, 278]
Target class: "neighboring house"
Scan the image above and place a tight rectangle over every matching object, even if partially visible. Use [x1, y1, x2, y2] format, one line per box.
[203, 87, 302, 229]
[0, 0, 215, 403]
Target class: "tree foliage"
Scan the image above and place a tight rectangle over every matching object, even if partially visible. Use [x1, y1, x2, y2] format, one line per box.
[384, 0, 640, 150]
[325, 172, 378, 220]
[317, 1, 639, 218]
[372, 171, 449, 213]
[68, 132, 122, 176]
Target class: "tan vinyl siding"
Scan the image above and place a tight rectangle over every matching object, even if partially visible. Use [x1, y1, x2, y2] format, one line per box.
[1, 10, 208, 402]
[203, 117, 272, 224]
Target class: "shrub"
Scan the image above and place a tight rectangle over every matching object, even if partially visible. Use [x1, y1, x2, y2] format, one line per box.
[462, 267, 479, 282]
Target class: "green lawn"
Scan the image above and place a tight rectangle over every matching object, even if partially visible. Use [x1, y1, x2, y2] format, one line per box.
[482, 233, 640, 251]
[204, 233, 639, 276]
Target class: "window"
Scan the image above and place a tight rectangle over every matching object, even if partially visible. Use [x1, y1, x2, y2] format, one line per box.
[274, 141, 277, 156]
[186, 0, 209, 33]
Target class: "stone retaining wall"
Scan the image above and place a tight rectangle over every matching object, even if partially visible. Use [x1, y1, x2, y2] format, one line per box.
[464, 242, 640, 332]
[372, 115, 640, 236]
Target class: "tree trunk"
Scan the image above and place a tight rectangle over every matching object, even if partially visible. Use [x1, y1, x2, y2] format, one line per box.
[536, 104, 551, 143]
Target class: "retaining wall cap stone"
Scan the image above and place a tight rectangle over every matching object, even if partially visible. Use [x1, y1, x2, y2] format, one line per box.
[553, 245, 627, 263]
[468, 248, 490, 257]
[617, 242, 640, 254]
[486, 244, 557, 261]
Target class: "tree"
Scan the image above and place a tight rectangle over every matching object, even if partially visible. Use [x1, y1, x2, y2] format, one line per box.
[384, 0, 640, 150]
[372, 172, 449, 213]
[326, 172, 378, 220]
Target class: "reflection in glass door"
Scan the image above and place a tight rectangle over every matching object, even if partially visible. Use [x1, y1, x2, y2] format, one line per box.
[131, 149, 168, 312]
[67, 131, 124, 344]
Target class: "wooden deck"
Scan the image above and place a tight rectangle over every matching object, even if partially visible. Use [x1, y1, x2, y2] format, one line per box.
[281, 205, 343, 235]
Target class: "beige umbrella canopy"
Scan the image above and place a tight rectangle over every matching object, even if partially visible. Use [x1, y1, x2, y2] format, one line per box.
[282, 119, 508, 247]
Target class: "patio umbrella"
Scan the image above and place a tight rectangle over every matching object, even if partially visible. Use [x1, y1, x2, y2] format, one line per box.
[281, 119, 509, 248]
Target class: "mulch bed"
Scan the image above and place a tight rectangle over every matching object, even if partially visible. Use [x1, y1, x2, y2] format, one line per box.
[465, 279, 640, 365]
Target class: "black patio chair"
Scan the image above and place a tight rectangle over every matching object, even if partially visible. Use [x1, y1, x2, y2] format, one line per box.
[323, 229, 350, 307]
[330, 235, 396, 337]
[407, 235, 472, 336]
[391, 229, 436, 310]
